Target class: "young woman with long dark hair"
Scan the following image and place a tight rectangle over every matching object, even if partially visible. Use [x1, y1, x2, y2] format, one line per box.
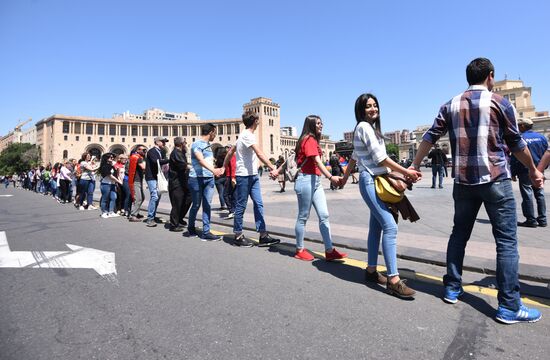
[289, 115, 347, 261]
[98, 153, 123, 219]
[342, 93, 421, 298]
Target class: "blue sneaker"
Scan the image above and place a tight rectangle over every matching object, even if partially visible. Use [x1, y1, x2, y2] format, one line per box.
[495, 304, 542, 324]
[443, 287, 464, 304]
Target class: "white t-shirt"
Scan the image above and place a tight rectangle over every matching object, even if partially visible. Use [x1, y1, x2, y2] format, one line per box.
[235, 129, 259, 176]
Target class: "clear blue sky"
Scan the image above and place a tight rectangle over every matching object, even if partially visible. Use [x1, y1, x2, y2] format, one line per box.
[1, 0, 549, 140]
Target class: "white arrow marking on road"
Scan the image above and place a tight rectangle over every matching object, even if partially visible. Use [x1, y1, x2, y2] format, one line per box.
[0, 195, 14, 197]
[0, 231, 117, 281]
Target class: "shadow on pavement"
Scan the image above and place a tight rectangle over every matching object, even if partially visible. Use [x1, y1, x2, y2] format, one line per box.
[472, 276, 550, 299]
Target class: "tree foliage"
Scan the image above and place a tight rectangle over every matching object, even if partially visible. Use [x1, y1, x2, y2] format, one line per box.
[0, 143, 41, 175]
[386, 143, 399, 160]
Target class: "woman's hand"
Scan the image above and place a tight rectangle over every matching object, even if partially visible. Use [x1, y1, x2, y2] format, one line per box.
[404, 168, 422, 182]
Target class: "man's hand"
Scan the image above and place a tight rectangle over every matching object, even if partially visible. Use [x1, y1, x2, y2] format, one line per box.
[213, 168, 224, 177]
[529, 168, 544, 189]
[269, 169, 279, 180]
[405, 168, 422, 182]
[231, 178, 236, 188]
[330, 176, 341, 187]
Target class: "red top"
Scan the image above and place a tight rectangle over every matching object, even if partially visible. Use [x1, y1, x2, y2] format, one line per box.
[225, 154, 236, 178]
[297, 135, 322, 175]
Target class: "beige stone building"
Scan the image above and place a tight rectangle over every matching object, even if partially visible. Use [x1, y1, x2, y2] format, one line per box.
[0, 118, 35, 153]
[33, 97, 336, 165]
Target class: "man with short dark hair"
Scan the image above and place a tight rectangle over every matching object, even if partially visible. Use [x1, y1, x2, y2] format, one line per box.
[223, 112, 280, 248]
[511, 118, 548, 227]
[145, 137, 169, 227]
[186, 123, 225, 240]
[411, 57, 544, 324]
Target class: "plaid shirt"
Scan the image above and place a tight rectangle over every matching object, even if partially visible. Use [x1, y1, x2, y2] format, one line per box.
[423, 85, 526, 185]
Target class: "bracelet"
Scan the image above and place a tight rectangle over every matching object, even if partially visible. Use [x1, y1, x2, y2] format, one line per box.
[329, 175, 333, 180]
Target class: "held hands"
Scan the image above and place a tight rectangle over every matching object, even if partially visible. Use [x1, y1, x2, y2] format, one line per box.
[330, 176, 342, 187]
[406, 167, 422, 182]
[213, 167, 225, 177]
[269, 168, 279, 180]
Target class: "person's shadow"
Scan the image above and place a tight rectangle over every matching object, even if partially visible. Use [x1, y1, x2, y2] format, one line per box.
[312, 262, 495, 317]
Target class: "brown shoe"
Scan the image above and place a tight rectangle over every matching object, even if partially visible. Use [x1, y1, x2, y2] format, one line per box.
[386, 279, 416, 299]
[128, 216, 141, 222]
[365, 269, 387, 285]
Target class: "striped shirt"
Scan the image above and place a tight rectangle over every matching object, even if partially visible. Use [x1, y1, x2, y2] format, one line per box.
[423, 85, 526, 185]
[351, 121, 389, 175]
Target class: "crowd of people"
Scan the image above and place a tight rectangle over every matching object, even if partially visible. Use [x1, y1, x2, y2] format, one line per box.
[2, 57, 550, 325]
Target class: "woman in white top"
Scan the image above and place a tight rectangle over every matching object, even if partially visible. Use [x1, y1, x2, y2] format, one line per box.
[58, 160, 73, 204]
[342, 93, 421, 299]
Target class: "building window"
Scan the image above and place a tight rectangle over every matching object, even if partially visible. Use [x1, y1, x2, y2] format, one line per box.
[219, 137, 222, 141]
[218, 125, 224, 135]
[120, 125, 127, 136]
[99, 136, 103, 142]
[62, 121, 70, 133]
[234, 124, 240, 134]
[63, 150, 68, 159]
[64, 135, 68, 141]
[172, 126, 178, 136]
[133, 138, 136, 143]
[153, 126, 159, 136]
[191, 126, 197, 136]
[97, 124, 105, 135]
[76, 136, 79, 141]
[182, 126, 188, 136]
[109, 125, 116, 135]
[192, 138, 195, 142]
[228, 136, 230, 141]
[131, 125, 138, 136]
[227, 124, 232, 135]
[74, 123, 81, 134]
[162, 126, 169, 136]
[142, 126, 148, 136]
[87, 136, 91, 142]
[122, 138, 125, 143]
[111, 137, 114, 142]
[143, 138, 147, 143]
[86, 124, 93, 135]
[270, 134, 274, 153]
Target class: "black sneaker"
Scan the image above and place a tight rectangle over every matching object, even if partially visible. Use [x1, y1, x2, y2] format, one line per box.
[537, 221, 547, 228]
[169, 226, 185, 232]
[145, 219, 157, 227]
[258, 233, 280, 247]
[201, 232, 222, 242]
[233, 234, 254, 248]
[517, 221, 537, 228]
[185, 227, 198, 237]
[179, 220, 188, 227]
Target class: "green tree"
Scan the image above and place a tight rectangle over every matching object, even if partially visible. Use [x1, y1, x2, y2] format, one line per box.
[386, 143, 399, 160]
[0, 143, 41, 174]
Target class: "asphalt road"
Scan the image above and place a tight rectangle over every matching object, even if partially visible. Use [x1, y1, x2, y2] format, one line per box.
[1, 188, 549, 360]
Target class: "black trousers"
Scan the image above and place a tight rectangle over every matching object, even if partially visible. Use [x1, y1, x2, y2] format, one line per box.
[59, 179, 71, 202]
[169, 184, 192, 228]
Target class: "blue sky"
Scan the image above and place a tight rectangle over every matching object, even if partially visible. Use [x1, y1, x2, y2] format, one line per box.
[1, 0, 549, 140]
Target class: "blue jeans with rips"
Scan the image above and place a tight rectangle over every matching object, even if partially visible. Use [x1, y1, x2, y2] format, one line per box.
[146, 179, 161, 220]
[358, 171, 399, 276]
[188, 176, 215, 233]
[294, 173, 333, 250]
[234, 175, 266, 234]
[443, 180, 521, 311]
[518, 172, 546, 225]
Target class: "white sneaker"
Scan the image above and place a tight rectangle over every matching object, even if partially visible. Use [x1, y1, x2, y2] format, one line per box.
[88, 205, 97, 210]
[79, 206, 85, 211]
[109, 212, 120, 218]
[100, 213, 109, 219]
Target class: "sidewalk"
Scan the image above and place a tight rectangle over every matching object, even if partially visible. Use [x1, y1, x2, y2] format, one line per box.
[103, 173, 550, 283]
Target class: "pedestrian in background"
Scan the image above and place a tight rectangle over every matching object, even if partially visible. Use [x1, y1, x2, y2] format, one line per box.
[214, 147, 228, 210]
[144, 137, 170, 227]
[168, 137, 192, 232]
[428, 143, 447, 188]
[128, 146, 147, 222]
[99, 153, 122, 219]
[511, 117, 547, 228]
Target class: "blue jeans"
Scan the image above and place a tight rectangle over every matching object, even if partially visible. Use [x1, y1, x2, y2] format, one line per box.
[358, 171, 399, 276]
[146, 179, 161, 220]
[432, 164, 444, 187]
[518, 172, 546, 224]
[100, 183, 117, 214]
[443, 180, 520, 311]
[78, 179, 95, 207]
[294, 174, 333, 250]
[188, 177, 215, 233]
[234, 175, 266, 234]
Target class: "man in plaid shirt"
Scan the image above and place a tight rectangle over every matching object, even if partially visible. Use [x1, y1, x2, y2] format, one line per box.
[411, 58, 544, 324]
